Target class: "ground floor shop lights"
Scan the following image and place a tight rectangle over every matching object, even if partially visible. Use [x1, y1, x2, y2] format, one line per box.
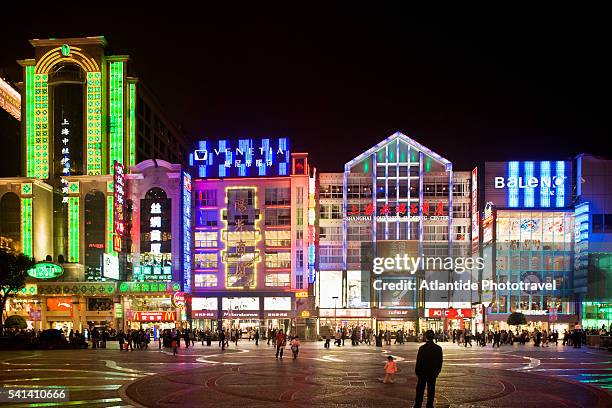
[68, 197, 79, 262]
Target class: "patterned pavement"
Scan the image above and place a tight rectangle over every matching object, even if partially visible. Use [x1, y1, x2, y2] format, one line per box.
[0, 341, 610, 407]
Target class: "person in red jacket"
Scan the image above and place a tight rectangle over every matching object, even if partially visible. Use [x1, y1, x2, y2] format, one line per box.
[275, 329, 286, 358]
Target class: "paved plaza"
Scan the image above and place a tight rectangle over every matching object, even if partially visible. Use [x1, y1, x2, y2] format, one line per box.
[1, 341, 611, 407]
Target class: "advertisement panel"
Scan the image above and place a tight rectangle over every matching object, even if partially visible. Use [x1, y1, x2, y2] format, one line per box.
[46, 297, 73, 312]
[103, 253, 120, 280]
[190, 138, 290, 178]
[222, 297, 259, 311]
[484, 161, 572, 209]
[263, 297, 292, 311]
[426, 308, 472, 319]
[132, 311, 176, 322]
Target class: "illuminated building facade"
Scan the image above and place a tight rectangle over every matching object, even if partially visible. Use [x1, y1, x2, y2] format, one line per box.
[0, 37, 187, 333]
[574, 154, 612, 330]
[482, 160, 578, 332]
[316, 132, 473, 336]
[189, 138, 315, 339]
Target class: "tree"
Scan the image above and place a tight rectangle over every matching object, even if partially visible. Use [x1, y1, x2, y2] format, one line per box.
[4, 315, 27, 330]
[0, 249, 35, 334]
[507, 312, 527, 330]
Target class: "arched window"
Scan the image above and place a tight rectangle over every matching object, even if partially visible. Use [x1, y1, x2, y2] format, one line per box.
[84, 190, 105, 280]
[0, 193, 21, 244]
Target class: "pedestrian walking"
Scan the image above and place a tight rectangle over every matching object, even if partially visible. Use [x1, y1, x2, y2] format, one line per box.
[275, 329, 286, 358]
[254, 329, 260, 346]
[290, 336, 300, 359]
[414, 330, 443, 408]
[381, 355, 399, 384]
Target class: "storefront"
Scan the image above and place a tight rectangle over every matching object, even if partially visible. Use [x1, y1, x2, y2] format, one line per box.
[582, 302, 612, 330]
[376, 309, 418, 335]
[318, 308, 372, 336]
[118, 281, 183, 332]
[421, 308, 473, 333]
[486, 310, 577, 333]
[4, 284, 41, 330]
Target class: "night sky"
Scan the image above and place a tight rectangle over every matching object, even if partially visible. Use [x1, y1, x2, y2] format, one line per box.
[1, 5, 610, 177]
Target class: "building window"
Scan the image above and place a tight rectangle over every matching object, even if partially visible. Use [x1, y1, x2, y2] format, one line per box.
[197, 209, 218, 227]
[265, 251, 291, 269]
[265, 188, 290, 205]
[319, 183, 342, 198]
[296, 187, 303, 204]
[296, 249, 304, 269]
[194, 253, 218, 269]
[228, 189, 255, 206]
[265, 208, 291, 226]
[265, 230, 291, 247]
[195, 274, 217, 287]
[196, 190, 217, 207]
[347, 248, 361, 264]
[347, 225, 370, 242]
[319, 204, 342, 219]
[296, 274, 304, 289]
[319, 245, 343, 265]
[297, 208, 304, 226]
[265, 273, 290, 287]
[320, 226, 342, 241]
[195, 232, 218, 248]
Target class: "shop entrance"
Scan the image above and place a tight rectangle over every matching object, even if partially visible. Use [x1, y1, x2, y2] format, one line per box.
[377, 320, 416, 336]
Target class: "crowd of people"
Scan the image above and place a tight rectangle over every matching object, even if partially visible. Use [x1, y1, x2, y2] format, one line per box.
[448, 327, 592, 348]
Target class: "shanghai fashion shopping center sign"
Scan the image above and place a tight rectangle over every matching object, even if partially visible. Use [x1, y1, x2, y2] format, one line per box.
[27, 263, 64, 279]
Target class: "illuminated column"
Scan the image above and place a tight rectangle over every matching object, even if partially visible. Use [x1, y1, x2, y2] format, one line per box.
[109, 61, 124, 172]
[128, 82, 136, 167]
[20, 183, 33, 258]
[67, 188, 80, 262]
[107, 193, 115, 256]
[86, 72, 103, 175]
[25, 66, 50, 179]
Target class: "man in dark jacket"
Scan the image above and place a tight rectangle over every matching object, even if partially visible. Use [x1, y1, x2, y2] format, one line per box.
[414, 330, 443, 408]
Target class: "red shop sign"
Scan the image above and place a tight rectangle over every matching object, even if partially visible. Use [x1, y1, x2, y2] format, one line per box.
[132, 311, 176, 322]
[427, 308, 472, 319]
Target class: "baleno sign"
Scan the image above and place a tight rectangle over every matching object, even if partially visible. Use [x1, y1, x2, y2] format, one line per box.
[27, 263, 64, 279]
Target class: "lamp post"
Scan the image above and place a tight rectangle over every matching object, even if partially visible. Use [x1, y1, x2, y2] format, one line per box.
[482, 301, 490, 333]
[332, 296, 339, 333]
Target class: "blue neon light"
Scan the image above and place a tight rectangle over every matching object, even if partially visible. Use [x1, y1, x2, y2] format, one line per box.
[524, 161, 534, 207]
[191, 138, 290, 178]
[540, 161, 550, 207]
[555, 161, 565, 207]
[508, 161, 519, 207]
[182, 171, 192, 293]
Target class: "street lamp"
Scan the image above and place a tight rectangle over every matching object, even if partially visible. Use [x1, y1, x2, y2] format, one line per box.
[332, 296, 339, 333]
[482, 301, 491, 333]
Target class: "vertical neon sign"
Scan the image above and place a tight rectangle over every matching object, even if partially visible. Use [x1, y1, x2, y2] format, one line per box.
[113, 161, 125, 252]
[182, 171, 192, 293]
[68, 195, 80, 262]
[86, 71, 102, 175]
[128, 82, 136, 167]
[109, 61, 124, 172]
[60, 116, 71, 203]
[21, 183, 33, 258]
[308, 172, 316, 284]
[508, 161, 519, 207]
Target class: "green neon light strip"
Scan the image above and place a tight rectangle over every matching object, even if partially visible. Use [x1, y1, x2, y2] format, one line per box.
[86, 72, 102, 175]
[21, 197, 33, 257]
[25, 66, 35, 177]
[109, 61, 124, 172]
[68, 197, 79, 262]
[129, 82, 136, 167]
[106, 195, 115, 255]
[28, 71, 49, 179]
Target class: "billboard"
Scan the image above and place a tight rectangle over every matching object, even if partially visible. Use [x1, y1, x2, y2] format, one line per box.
[190, 138, 290, 178]
[103, 253, 120, 280]
[484, 161, 572, 208]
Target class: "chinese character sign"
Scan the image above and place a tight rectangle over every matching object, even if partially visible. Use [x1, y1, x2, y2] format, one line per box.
[113, 161, 126, 251]
[140, 196, 172, 255]
[60, 117, 71, 204]
[190, 138, 290, 178]
[182, 172, 192, 293]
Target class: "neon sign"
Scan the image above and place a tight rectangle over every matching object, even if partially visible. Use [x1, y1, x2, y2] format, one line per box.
[27, 263, 64, 279]
[182, 171, 192, 293]
[113, 161, 125, 252]
[60, 117, 71, 204]
[345, 201, 447, 221]
[471, 167, 479, 244]
[190, 138, 290, 178]
[0, 77, 20, 120]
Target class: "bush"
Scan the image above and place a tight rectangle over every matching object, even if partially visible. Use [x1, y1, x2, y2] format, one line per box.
[4, 315, 27, 330]
[507, 312, 527, 327]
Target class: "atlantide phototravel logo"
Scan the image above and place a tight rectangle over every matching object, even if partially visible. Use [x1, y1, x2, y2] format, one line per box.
[345, 201, 449, 222]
